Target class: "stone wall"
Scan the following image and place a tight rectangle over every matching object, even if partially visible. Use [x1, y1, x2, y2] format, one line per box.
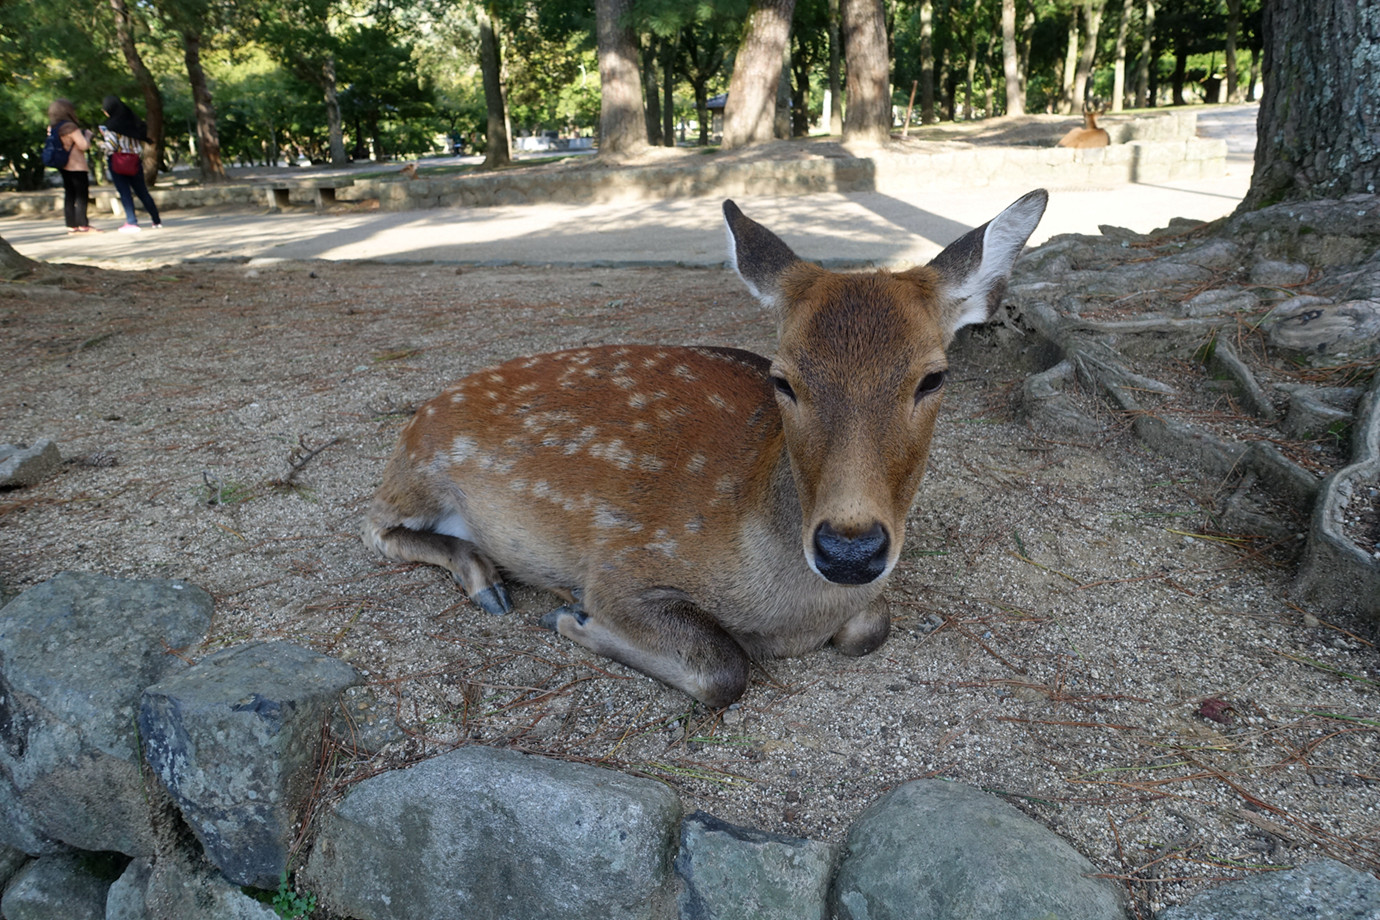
[1, 572, 1375, 919]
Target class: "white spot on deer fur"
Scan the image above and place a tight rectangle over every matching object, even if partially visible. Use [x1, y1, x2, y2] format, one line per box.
[715, 475, 736, 496]
[448, 436, 478, 465]
[707, 393, 729, 411]
[485, 390, 499, 401]
[590, 439, 634, 469]
[509, 478, 528, 493]
[686, 454, 707, 474]
[647, 529, 678, 557]
[629, 393, 648, 409]
[450, 392, 465, 404]
[613, 376, 635, 390]
[488, 373, 505, 384]
[672, 364, 696, 380]
[594, 507, 642, 532]
[424, 405, 437, 417]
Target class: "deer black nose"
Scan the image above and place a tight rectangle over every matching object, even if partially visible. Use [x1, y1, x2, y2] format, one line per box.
[813, 522, 890, 585]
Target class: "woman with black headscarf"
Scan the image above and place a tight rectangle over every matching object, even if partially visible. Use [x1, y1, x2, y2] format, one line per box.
[47, 98, 100, 233]
[97, 95, 162, 233]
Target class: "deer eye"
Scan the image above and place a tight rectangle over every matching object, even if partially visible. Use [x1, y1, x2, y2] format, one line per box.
[771, 375, 797, 402]
[914, 371, 946, 401]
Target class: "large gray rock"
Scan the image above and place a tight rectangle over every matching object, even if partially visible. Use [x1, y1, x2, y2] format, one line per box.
[0, 572, 213, 855]
[105, 858, 152, 920]
[1158, 858, 1380, 919]
[0, 854, 113, 920]
[139, 641, 360, 889]
[676, 811, 837, 920]
[305, 746, 682, 920]
[829, 780, 1127, 920]
[0, 440, 60, 489]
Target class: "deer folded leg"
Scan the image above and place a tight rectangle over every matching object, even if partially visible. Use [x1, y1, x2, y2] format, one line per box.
[829, 595, 891, 657]
[364, 522, 511, 615]
[540, 593, 749, 708]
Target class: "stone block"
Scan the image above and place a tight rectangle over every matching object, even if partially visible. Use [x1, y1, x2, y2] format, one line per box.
[139, 641, 360, 888]
[829, 780, 1127, 920]
[0, 440, 60, 489]
[0, 572, 213, 855]
[0, 854, 114, 920]
[676, 811, 837, 920]
[305, 746, 682, 920]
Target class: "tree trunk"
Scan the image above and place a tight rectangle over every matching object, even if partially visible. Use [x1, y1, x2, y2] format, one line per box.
[1111, 0, 1133, 111]
[323, 55, 347, 165]
[1224, 0, 1241, 102]
[597, 0, 648, 157]
[827, 0, 844, 134]
[0, 237, 39, 280]
[1001, 0, 1024, 115]
[1071, 0, 1105, 112]
[1170, 47, 1187, 106]
[1059, 11, 1079, 114]
[109, 0, 164, 185]
[477, 5, 511, 169]
[1242, 0, 1380, 210]
[841, 0, 889, 145]
[965, 18, 978, 120]
[182, 30, 226, 182]
[1134, 0, 1154, 107]
[662, 39, 676, 147]
[774, 47, 793, 139]
[918, 0, 935, 124]
[642, 38, 663, 147]
[723, 0, 796, 149]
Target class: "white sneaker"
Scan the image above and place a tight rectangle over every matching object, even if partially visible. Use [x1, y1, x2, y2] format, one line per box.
[118, 223, 141, 234]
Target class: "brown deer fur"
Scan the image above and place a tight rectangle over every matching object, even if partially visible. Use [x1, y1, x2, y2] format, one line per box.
[1057, 111, 1111, 148]
[363, 191, 1048, 706]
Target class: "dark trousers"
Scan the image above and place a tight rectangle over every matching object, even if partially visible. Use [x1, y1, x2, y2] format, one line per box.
[60, 169, 90, 229]
[110, 164, 161, 226]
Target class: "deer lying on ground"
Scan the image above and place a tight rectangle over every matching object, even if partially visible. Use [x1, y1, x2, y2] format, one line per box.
[1057, 110, 1111, 148]
[364, 190, 1048, 706]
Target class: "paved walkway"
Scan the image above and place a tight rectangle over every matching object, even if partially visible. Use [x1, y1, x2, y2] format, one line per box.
[1, 106, 1258, 272]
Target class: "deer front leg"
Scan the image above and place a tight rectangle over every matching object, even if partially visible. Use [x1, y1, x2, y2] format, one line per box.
[363, 518, 511, 616]
[830, 594, 891, 657]
[540, 590, 749, 708]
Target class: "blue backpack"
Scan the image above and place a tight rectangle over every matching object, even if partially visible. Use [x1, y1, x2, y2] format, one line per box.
[41, 124, 70, 169]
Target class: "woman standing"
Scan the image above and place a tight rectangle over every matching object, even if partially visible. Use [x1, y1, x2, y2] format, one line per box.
[47, 99, 100, 234]
[98, 95, 161, 233]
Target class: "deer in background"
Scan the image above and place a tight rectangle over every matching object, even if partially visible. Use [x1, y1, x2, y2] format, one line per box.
[1057, 109, 1111, 148]
[363, 190, 1048, 706]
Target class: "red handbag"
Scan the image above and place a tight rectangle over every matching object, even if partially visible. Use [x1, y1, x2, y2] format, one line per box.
[111, 151, 140, 176]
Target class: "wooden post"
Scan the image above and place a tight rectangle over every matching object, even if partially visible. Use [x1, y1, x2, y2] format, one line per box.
[902, 80, 919, 136]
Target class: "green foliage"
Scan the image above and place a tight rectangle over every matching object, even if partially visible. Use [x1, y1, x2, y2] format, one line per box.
[272, 870, 317, 919]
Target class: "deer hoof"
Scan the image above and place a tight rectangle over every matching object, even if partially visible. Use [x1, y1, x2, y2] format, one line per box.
[539, 604, 588, 632]
[472, 584, 512, 616]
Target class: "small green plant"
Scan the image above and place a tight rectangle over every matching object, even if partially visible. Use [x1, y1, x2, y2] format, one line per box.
[271, 871, 317, 919]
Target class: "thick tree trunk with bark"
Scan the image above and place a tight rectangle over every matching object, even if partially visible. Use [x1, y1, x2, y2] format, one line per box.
[841, 0, 889, 145]
[1224, 0, 1241, 102]
[1071, 0, 1105, 112]
[1110, 0, 1133, 111]
[109, 0, 164, 185]
[918, 0, 935, 124]
[596, 0, 647, 157]
[1134, 0, 1154, 107]
[477, 6, 511, 169]
[1001, 0, 1024, 115]
[1243, 0, 1380, 209]
[323, 55, 347, 165]
[827, 0, 844, 134]
[183, 31, 226, 181]
[723, 0, 796, 149]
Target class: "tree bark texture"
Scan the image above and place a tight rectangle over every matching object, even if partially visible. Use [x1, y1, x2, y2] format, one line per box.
[109, 0, 164, 185]
[477, 6, 511, 169]
[918, 0, 935, 124]
[1071, 0, 1105, 112]
[1001, 0, 1024, 115]
[0, 237, 39, 280]
[1134, 0, 1154, 107]
[322, 55, 347, 165]
[1110, 0, 1133, 111]
[1224, 0, 1241, 102]
[182, 31, 226, 182]
[827, 0, 844, 134]
[841, 0, 889, 145]
[596, 0, 648, 157]
[1059, 11, 1079, 114]
[723, 0, 796, 149]
[1244, 0, 1380, 209]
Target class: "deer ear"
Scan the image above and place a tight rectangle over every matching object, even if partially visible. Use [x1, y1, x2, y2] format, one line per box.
[724, 200, 802, 309]
[928, 189, 1048, 336]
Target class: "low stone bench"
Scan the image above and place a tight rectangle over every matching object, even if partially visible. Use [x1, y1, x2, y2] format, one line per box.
[253, 178, 355, 212]
[89, 188, 123, 216]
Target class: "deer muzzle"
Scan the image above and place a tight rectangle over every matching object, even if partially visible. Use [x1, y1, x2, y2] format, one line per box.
[812, 521, 890, 585]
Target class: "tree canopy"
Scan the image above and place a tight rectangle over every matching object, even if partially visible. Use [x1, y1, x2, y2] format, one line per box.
[1, 0, 1268, 189]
